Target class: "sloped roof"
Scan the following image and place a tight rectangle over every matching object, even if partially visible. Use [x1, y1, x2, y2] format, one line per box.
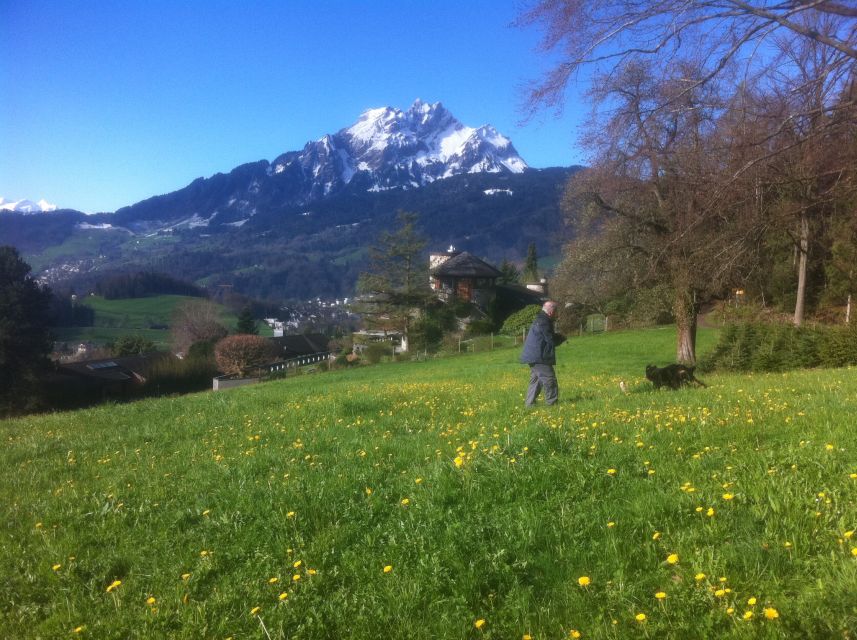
[270, 333, 329, 357]
[430, 251, 502, 278]
[59, 353, 170, 381]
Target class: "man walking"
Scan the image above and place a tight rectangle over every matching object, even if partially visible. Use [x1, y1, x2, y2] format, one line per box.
[520, 300, 565, 406]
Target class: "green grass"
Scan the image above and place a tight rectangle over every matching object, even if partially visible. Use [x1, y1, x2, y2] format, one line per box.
[3, 327, 856, 639]
[53, 295, 272, 346]
[52, 326, 172, 348]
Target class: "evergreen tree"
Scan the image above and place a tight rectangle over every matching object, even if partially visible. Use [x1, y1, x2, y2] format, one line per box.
[0, 246, 54, 415]
[523, 243, 539, 282]
[498, 259, 520, 284]
[355, 212, 431, 348]
[236, 306, 259, 335]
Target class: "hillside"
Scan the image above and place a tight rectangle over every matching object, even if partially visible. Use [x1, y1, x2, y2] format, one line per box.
[1, 168, 576, 302]
[4, 328, 856, 638]
[52, 295, 272, 348]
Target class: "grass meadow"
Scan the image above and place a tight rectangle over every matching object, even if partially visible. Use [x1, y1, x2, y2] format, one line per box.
[3, 327, 856, 639]
[52, 295, 272, 347]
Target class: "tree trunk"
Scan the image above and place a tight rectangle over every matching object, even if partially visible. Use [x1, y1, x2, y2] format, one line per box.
[794, 211, 809, 326]
[846, 292, 852, 325]
[674, 287, 698, 365]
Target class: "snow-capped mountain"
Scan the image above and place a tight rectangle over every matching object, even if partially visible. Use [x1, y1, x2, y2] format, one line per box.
[0, 197, 58, 213]
[113, 100, 530, 227]
[270, 100, 528, 197]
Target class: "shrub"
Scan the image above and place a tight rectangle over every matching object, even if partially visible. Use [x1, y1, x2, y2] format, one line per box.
[500, 305, 541, 336]
[410, 317, 446, 353]
[214, 335, 277, 376]
[701, 321, 856, 373]
[144, 356, 218, 395]
[465, 319, 495, 337]
[364, 343, 392, 364]
[110, 335, 157, 357]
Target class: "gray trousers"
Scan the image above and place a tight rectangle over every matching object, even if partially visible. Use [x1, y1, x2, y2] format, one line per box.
[526, 363, 558, 406]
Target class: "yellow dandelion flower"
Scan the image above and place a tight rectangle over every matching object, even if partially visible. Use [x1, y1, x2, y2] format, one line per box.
[293, 560, 302, 568]
[577, 575, 591, 587]
[307, 568, 317, 576]
[106, 580, 121, 593]
[763, 607, 779, 620]
[844, 530, 854, 539]
[278, 592, 289, 601]
[783, 541, 792, 548]
[400, 498, 410, 506]
[474, 618, 486, 629]
[52, 563, 61, 571]
[743, 611, 754, 620]
[607, 468, 616, 475]
[286, 511, 295, 518]
[415, 477, 423, 484]
[694, 573, 706, 581]
[695, 506, 703, 513]
[73, 625, 85, 633]
[652, 531, 661, 540]
[722, 493, 734, 500]
[383, 565, 393, 573]
[851, 547, 857, 557]
[655, 591, 666, 600]
[607, 521, 615, 528]
[268, 577, 279, 584]
[292, 574, 301, 582]
[747, 597, 757, 605]
[635, 613, 646, 622]
[706, 507, 715, 517]
[181, 573, 191, 581]
[570, 631, 582, 639]
[365, 487, 373, 495]
[726, 607, 735, 615]
[201, 509, 210, 516]
[146, 596, 156, 605]
[454, 456, 464, 468]
[666, 553, 679, 564]
[715, 589, 726, 598]
[825, 443, 834, 451]
[250, 606, 261, 616]
[523, 635, 532, 640]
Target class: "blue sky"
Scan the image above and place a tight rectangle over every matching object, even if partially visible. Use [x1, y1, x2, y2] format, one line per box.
[1, 0, 587, 213]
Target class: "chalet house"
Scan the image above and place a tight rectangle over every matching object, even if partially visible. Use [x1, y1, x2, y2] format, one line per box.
[352, 330, 407, 355]
[429, 248, 502, 308]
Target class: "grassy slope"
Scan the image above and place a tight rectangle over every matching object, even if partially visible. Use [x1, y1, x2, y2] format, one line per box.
[53, 295, 272, 346]
[3, 328, 856, 639]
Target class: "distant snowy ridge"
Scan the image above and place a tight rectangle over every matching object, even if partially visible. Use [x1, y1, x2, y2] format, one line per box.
[0, 197, 58, 213]
[269, 99, 528, 200]
[111, 99, 532, 226]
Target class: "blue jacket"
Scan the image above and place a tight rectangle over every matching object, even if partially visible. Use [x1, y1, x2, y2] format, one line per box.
[519, 310, 564, 365]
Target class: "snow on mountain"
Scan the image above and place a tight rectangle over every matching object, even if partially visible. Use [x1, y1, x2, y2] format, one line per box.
[0, 197, 59, 213]
[270, 100, 528, 198]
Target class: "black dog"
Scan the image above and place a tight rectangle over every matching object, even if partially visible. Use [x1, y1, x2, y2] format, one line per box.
[645, 364, 707, 390]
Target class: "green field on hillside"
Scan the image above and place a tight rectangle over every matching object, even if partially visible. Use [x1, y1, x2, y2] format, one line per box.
[53, 295, 272, 347]
[3, 328, 856, 638]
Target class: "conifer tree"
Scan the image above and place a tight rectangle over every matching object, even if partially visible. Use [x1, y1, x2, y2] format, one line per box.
[523, 243, 539, 282]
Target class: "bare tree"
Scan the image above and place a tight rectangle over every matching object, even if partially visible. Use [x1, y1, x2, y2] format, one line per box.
[519, 1, 857, 347]
[517, 1, 857, 118]
[556, 62, 763, 363]
[171, 299, 228, 356]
